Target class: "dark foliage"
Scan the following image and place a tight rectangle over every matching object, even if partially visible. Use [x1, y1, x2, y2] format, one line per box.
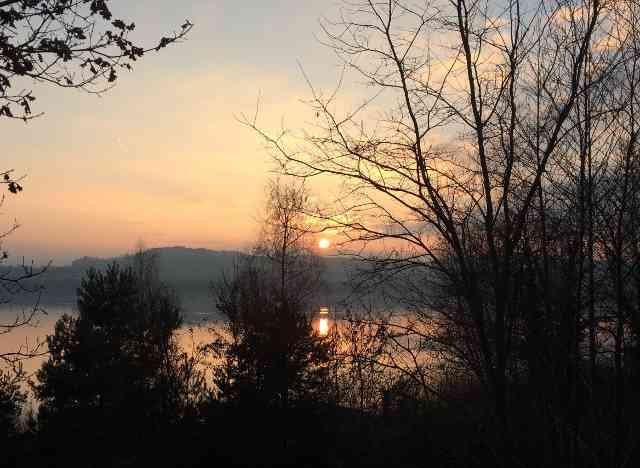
[0, 0, 192, 121]
[0, 367, 25, 439]
[33, 262, 183, 427]
[213, 258, 332, 409]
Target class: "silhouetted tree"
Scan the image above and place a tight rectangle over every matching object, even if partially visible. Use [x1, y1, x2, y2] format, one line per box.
[0, 367, 24, 439]
[0, 0, 192, 121]
[244, 1, 640, 465]
[34, 257, 183, 429]
[0, 175, 48, 369]
[212, 180, 331, 409]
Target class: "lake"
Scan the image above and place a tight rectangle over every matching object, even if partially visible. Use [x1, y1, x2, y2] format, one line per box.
[0, 301, 223, 378]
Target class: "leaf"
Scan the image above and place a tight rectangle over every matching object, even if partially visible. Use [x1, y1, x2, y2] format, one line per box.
[156, 37, 172, 51]
[8, 182, 22, 194]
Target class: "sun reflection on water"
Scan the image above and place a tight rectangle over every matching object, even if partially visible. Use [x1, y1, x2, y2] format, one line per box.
[318, 317, 329, 336]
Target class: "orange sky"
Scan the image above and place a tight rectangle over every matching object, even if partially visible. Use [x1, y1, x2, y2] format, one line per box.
[2, 1, 341, 265]
[2, 0, 484, 265]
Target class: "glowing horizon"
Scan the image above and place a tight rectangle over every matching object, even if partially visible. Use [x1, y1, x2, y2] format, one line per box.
[2, 1, 338, 265]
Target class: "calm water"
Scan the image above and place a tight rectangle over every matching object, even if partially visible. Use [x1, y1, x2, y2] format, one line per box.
[2, 300, 449, 421]
[0, 303, 221, 377]
[1, 300, 437, 396]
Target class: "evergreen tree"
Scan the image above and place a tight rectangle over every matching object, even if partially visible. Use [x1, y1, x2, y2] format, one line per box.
[34, 261, 182, 427]
[0, 367, 25, 439]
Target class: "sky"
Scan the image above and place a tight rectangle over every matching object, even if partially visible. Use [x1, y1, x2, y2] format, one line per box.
[2, 1, 344, 265]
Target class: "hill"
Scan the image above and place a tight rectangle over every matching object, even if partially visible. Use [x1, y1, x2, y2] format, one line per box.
[0, 247, 358, 318]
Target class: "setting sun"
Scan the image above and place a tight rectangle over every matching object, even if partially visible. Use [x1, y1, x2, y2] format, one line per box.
[2, 1, 632, 465]
[318, 238, 331, 249]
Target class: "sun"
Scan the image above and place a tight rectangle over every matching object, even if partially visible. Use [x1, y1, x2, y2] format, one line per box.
[318, 238, 331, 249]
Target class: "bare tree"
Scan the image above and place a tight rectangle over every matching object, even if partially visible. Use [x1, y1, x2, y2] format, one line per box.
[256, 179, 324, 303]
[243, 0, 638, 464]
[212, 179, 331, 410]
[0, 190, 47, 370]
[0, 0, 192, 121]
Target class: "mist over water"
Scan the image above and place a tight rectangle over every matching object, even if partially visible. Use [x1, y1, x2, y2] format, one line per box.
[0, 247, 367, 378]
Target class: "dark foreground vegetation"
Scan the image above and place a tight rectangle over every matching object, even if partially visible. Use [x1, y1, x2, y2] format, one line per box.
[0, 179, 639, 468]
[3, 0, 640, 467]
